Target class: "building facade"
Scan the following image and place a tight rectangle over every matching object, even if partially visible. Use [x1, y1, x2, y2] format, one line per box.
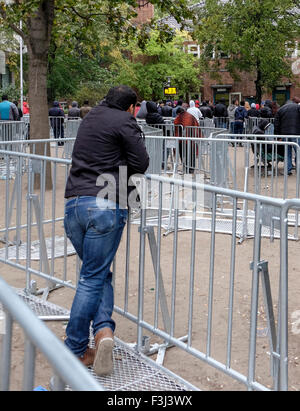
[134, 1, 155, 25]
[137, 1, 300, 105]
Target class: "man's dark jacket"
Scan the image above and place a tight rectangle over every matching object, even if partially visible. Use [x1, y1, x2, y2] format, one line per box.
[247, 108, 260, 118]
[65, 101, 149, 205]
[146, 101, 165, 125]
[200, 105, 213, 119]
[160, 105, 173, 117]
[214, 102, 228, 118]
[274, 101, 300, 136]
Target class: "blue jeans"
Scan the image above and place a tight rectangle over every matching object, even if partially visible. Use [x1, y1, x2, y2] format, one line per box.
[286, 138, 299, 173]
[234, 121, 244, 135]
[63, 196, 128, 357]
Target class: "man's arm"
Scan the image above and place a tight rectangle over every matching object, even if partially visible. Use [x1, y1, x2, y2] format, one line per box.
[120, 120, 150, 174]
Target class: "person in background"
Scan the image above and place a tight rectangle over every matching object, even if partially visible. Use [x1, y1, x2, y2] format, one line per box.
[160, 101, 173, 117]
[244, 101, 251, 111]
[172, 100, 183, 118]
[23, 100, 30, 115]
[228, 98, 239, 134]
[247, 103, 261, 118]
[68, 101, 80, 119]
[174, 107, 201, 173]
[274, 97, 300, 175]
[234, 100, 248, 136]
[0, 95, 19, 121]
[199, 101, 213, 119]
[136, 100, 147, 119]
[13, 101, 23, 121]
[145, 101, 165, 125]
[187, 100, 203, 124]
[271, 101, 280, 117]
[80, 100, 92, 119]
[260, 100, 273, 118]
[134, 102, 141, 117]
[49, 101, 65, 146]
[214, 98, 228, 128]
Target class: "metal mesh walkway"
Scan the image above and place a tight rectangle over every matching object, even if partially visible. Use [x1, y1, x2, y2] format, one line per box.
[0, 288, 70, 320]
[1, 289, 196, 391]
[71, 339, 197, 391]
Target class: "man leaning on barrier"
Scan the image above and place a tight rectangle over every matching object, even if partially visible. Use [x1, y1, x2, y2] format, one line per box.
[63, 85, 149, 376]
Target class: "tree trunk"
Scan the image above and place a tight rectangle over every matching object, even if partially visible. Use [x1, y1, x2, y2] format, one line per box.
[255, 63, 262, 105]
[25, 0, 55, 190]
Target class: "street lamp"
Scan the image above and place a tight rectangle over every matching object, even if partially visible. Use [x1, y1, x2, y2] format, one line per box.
[19, 20, 23, 110]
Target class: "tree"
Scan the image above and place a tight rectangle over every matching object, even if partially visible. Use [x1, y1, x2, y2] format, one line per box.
[0, 0, 193, 188]
[0, 0, 193, 138]
[193, 0, 300, 102]
[111, 30, 201, 101]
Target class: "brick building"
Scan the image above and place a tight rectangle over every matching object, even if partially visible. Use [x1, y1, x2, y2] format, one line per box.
[134, 1, 155, 25]
[136, 1, 300, 105]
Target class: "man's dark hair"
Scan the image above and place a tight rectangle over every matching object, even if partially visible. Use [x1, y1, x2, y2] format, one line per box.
[2, 95, 8, 101]
[176, 107, 185, 114]
[83, 100, 89, 105]
[240, 100, 245, 106]
[105, 85, 137, 111]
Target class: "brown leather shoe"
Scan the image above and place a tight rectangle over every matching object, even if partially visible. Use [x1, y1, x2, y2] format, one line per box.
[78, 348, 95, 367]
[93, 328, 114, 376]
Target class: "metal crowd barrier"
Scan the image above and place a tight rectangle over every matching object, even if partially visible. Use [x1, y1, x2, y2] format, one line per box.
[0, 276, 103, 391]
[133, 174, 300, 391]
[1, 134, 299, 245]
[0, 121, 29, 145]
[245, 117, 275, 135]
[0, 149, 298, 390]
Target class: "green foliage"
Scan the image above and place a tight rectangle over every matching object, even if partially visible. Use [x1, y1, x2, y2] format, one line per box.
[0, 0, 194, 103]
[0, 83, 21, 101]
[111, 30, 202, 100]
[47, 49, 114, 102]
[193, 0, 300, 98]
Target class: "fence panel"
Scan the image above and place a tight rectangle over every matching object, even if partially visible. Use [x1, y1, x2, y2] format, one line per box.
[0, 276, 103, 391]
[0, 149, 299, 390]
[129, 174, 299, 391]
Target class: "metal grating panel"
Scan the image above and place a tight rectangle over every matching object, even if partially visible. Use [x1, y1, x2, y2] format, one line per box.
[67, 339, 195, 391]
[132, 215, 295, 239]
[9, 289, 70, 319]
[2, 289, 195, 391]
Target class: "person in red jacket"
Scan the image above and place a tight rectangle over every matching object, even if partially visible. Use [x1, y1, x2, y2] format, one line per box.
[174, 107, 202, 173]
[23, 100, 30, 115]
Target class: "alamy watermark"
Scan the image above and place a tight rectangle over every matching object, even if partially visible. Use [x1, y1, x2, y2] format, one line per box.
[291, 310, 300, 335]
[95, 167, 205, 215]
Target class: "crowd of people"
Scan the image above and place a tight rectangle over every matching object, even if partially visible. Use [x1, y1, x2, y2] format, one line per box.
[2, 92, 299, 176]
[134, 96, 300, 175]
[134, 97, 281, 133]
[0, 94, 30, 121]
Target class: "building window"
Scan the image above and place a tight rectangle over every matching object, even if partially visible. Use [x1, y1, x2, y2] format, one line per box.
[187, 44, 200, 58]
